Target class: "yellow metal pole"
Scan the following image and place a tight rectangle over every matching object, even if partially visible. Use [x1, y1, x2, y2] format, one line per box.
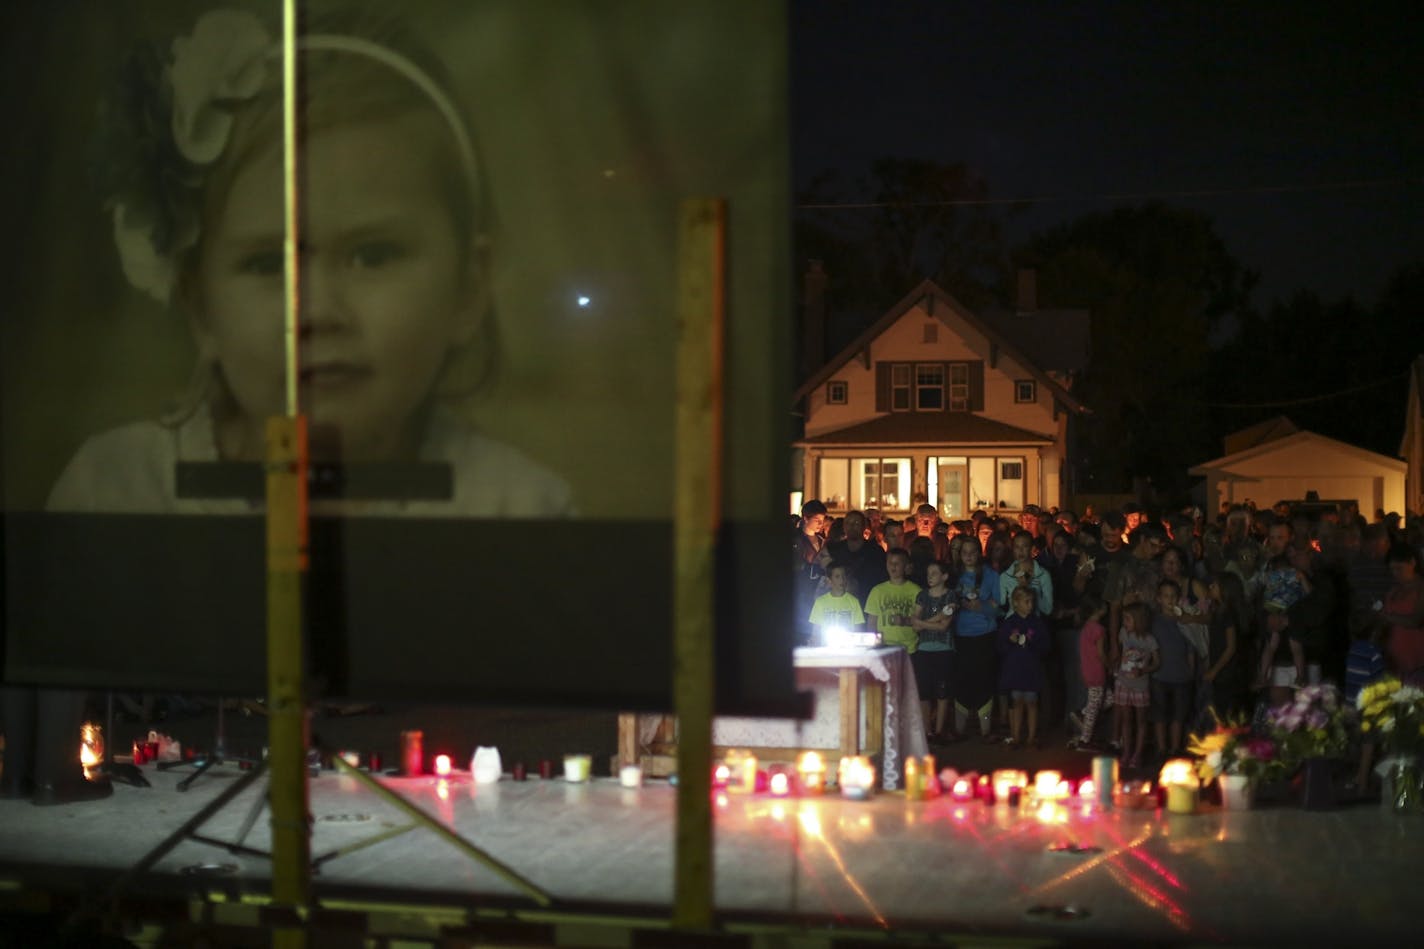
[671, 198, 726, 930]
[268, 2, 310, 945]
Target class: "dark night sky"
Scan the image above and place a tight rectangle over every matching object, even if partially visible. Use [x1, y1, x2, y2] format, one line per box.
[791, 1, 1424, 307]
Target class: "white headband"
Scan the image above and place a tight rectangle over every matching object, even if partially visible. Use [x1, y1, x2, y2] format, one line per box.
[113, 9, 482, 305]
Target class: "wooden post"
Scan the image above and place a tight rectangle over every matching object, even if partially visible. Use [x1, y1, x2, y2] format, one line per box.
[672, 198, 726, 930]
[266, 416, 310, 942]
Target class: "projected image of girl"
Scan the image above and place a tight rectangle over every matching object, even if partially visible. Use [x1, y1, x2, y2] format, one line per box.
[47, 7, 572, 516]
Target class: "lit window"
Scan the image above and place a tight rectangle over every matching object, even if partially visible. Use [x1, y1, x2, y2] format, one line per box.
[916, 364, 945, 410]
[855, 457, 911, 510]
[1015, 380, 1036, 403]
[827, 380, 848, 405]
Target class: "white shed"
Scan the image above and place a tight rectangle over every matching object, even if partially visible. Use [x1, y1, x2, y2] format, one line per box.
[1190, 429, 1406, 516]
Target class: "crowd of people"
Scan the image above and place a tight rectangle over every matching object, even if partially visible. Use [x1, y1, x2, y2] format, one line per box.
[793, 496, 1424, 775]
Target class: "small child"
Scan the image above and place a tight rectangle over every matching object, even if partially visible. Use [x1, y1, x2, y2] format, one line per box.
[1346, 622, 1388, 792]
[1071, 593, 1109, 750]
[1113, 602, 1159, 768]
[1255, 552, 1312, 688]
[808, 562, 866, 648]
[911, 560, 957, 739]
[48, 8, 572, 517]
[1151, 580, 1196, 757]
[996, 587, 1050, 747]
[865, 548, 922, 653]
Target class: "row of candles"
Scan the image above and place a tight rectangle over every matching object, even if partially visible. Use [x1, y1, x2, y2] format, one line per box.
[111, 717, 1205, 813]
[716, 749, 1205, 815]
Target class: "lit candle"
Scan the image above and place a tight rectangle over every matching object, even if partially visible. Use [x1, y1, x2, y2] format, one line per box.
[952, 778, 973, 801]
[839, 756, 876, 800]
[724, 750, 758, 793]
[992, 769, 1029, 804]
[920, 755, 939, 797]
[1033, 770, 1062, 800]
[904, 757, 921, 801]
[563, 754, 591, 783]
[768, 769, 792, 797]
[434, 754, 452, 777]
[741, 754, 759, 794]
[619, 764, 643, 788]
[1159, 758, 1200, 814]
[797, 752, 826, 794]
[712, 762, 731, 788]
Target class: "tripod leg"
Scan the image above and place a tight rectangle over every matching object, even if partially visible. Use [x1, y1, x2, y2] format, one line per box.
[65, 760, 268, 933]
[234, 781, 269, 847]
[175, 755, 219, 792]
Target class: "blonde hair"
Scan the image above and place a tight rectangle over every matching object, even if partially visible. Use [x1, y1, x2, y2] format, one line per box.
[165, 9, 496, 424]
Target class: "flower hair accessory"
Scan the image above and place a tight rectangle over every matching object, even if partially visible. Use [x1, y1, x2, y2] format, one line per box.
[103, 8, 483, 306]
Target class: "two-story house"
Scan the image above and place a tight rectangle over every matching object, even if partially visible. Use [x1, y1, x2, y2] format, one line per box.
[794, 277, 1089, 520]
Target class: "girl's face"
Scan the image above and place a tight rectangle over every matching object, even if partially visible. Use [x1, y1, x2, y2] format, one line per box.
[1161, 549, 1184, 578]
[926, 563, 948, 589]
[194, 115, 481, 460]
[1012, 533, 1033, 563]
[1011, 591, 1033, 617]
[1052, 533, 1069, 559]
[960, 542, 980, 570]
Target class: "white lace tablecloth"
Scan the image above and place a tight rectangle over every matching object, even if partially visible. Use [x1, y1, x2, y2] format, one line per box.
[710, 646, 927, 790]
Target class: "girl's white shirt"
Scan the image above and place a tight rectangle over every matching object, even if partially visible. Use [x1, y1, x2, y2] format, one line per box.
[47, 405, 574, 518]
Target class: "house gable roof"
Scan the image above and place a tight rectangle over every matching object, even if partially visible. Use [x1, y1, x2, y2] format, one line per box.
[1189, 429, 1407, 476]
[794, 279, 1087, 414]
[1223, 416, 1299, 456]
[796, 412, 1054, 447]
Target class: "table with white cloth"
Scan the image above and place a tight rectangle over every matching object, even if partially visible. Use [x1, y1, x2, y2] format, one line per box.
[624, 645, 928, 791]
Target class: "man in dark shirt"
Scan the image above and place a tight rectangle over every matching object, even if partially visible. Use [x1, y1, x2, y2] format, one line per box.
[826, 509, 888, 605]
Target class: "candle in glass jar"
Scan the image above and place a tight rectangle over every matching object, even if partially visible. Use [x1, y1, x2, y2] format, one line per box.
[838, 756, 876, 800]
[400, 730, 424, 777]
[797, 752, 826, 794]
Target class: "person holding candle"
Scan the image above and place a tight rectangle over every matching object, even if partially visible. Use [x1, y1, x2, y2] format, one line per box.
[865, 548, 922, 654]
[1113, 602, 1159, 769]
[996, 586, 1051, 748]
[950, 540, 1002, 742]
[1151, 579, 1197, 759]
[808, 561, 867, 647]
[911, 560, 957, 740]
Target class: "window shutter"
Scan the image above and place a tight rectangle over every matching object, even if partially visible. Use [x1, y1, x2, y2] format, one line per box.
[969, 360, 985, 412]
[876, 362, 890, 412]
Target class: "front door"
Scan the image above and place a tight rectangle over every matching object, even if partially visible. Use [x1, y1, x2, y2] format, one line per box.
[938, 463, 967, 520]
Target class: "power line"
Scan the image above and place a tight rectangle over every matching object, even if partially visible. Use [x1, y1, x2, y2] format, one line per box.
[796, 175, 1424, 211]
[1204, 372, 1408, 410]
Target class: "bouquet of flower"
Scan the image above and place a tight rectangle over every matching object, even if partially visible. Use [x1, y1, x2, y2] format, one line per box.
[1356, 678, 1424, 759]
[1267, 683, 1354, 764]
[1187, 713, 1282, 784]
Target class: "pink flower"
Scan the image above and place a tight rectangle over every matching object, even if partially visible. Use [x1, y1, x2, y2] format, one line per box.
[1244, 738, 1274, 759]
